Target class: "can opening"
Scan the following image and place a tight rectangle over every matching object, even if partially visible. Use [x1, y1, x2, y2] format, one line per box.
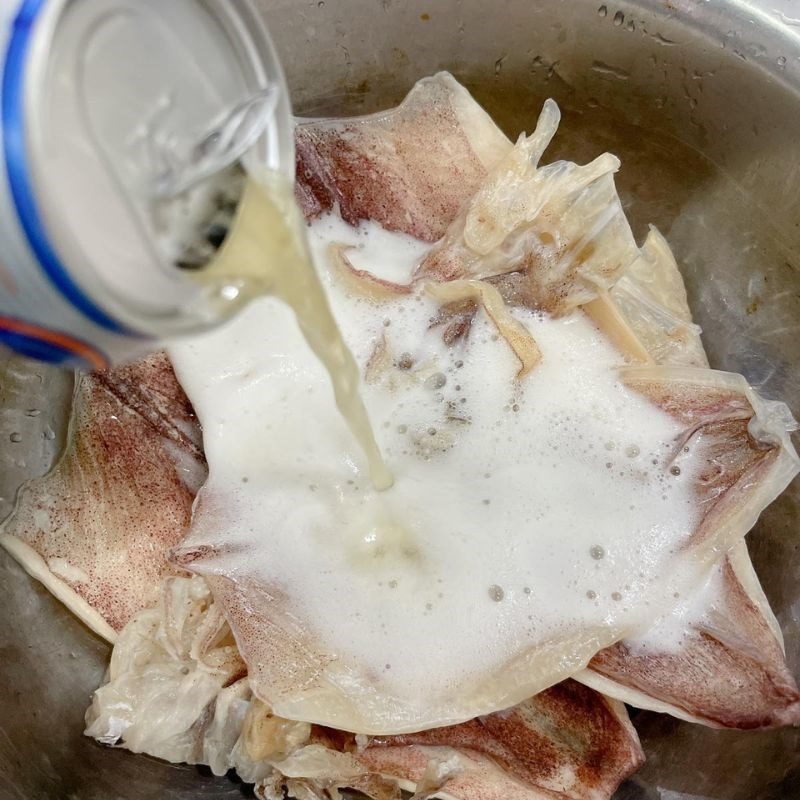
[25, 0, 293, 336]
[135, 91, 280, 289]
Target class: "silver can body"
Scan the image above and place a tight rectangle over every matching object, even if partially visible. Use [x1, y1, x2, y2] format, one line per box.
[0, 0, 293, 369]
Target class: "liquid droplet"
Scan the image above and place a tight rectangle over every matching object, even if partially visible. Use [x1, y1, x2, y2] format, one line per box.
[613, 10, 624, 26]
[424, 372, 447, 390]
[590, 545, 606, 560]
[488, 584, 505, 602]
[597, 4, 607, 17]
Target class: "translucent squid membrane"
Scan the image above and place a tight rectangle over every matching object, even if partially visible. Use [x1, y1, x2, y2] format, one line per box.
[85, 575, 645, 800]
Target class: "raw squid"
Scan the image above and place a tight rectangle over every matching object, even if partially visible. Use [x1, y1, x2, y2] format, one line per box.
[297, 75, 800, 731]
[86, 575, 644, 800]
[574, 228, 800, 728]
[4, 73, 796, 800]
[604, 227, 708, 368]
[581, 543, 800, 729]
[295, 72, 510, 241]
[168, 74, 799, 734]
[416, 99, 640, 316]
[0, 353, 205, 641]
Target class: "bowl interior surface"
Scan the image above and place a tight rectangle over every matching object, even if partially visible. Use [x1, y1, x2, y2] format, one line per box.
[1, 1, 799, 798]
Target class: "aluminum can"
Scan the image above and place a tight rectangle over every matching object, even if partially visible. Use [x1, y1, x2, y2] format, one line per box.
[0, 0, 292, 368]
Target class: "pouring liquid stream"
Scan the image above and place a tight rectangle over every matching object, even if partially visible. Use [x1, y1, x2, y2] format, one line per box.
[191, 172, 394, 491]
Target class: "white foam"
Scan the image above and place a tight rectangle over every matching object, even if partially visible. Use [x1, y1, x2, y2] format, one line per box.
[310, 213, 430, 285]
[623, 561, 724, 655]
[170, 212, 706, 707]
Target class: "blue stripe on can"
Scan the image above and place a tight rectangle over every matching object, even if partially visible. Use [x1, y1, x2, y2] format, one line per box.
[0, 326, 98, 370]
[2, 0, 134, 335]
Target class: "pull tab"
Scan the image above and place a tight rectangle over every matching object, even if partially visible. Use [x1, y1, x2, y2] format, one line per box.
[150, 87, 279, 198]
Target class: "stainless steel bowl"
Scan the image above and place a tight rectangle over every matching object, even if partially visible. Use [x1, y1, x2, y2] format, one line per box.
[2, 1, 799, 797]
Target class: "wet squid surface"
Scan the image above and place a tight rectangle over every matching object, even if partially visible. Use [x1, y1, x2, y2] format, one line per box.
[3, 72, 799, 800]
[0, 353, 205, 640]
